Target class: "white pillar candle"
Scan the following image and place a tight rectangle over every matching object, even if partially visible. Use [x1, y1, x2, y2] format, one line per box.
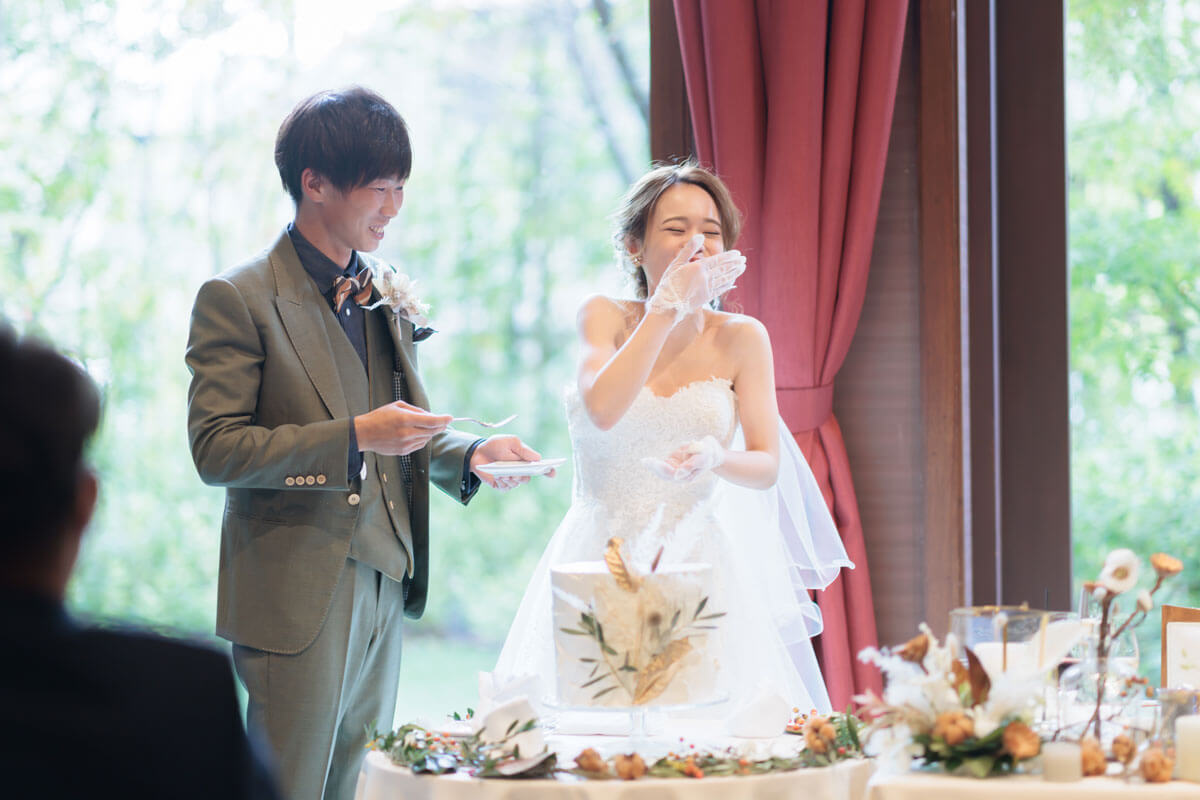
[1177, 715, 1200, 782]
[1041, 741, 1083, 783]
[973, 640, 1036, 676]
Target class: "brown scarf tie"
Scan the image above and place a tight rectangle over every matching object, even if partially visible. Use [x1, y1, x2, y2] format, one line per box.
[332, 266, 374, 313]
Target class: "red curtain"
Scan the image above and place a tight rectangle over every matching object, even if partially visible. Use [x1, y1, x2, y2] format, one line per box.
[674, 0, 907, 707]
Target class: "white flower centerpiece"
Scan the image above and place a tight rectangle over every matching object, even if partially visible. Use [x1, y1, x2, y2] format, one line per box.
[855, 625, 1045, 777]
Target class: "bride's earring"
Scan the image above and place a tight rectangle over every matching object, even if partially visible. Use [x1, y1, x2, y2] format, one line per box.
[631, 253, 643, 267]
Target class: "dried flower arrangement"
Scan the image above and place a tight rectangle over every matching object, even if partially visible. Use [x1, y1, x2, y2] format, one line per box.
[559, 537, 724, 705]
[370, 710, 865, 782]
[784, 708, 867, 765]
[855, 625, 1045, 777]
[1077, 549, 1182, 740]
[570, 713, 864, 781]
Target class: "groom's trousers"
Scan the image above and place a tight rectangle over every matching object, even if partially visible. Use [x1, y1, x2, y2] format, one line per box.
[233, 559, 406, 800]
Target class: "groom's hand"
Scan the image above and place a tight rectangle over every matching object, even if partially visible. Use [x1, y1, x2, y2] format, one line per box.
[470, 435, 554, 491]
[354, 401, 452, 456]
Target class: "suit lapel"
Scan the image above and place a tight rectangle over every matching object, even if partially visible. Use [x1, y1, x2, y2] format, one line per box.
[269, 231, 351, 421]
[378, 306, 430, 411]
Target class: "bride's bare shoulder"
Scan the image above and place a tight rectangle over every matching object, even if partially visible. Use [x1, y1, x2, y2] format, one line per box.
[707, 309, 770, 345]
[577, 294, 641, 329]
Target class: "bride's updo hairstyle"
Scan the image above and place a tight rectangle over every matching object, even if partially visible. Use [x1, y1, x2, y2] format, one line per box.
[612, 161, 742, 299]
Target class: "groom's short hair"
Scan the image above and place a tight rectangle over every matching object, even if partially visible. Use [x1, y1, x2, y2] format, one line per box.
[274, 86, 412, 204]
[0, 324, 100, 554]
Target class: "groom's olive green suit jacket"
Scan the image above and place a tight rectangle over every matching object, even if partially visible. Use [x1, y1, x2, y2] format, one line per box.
[185, 231, 476, 655]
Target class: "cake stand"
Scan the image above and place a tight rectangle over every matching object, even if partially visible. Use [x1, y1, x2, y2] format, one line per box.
[541, 694, 730, 751]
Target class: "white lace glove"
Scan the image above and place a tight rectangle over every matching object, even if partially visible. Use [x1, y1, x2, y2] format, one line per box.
[646, 234, 746, 323]
[641, 435, 726, 483]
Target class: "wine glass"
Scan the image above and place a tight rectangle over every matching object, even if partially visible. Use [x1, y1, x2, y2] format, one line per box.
[1077, 584, 1102, 621]
[1109, 626, 1140, 675]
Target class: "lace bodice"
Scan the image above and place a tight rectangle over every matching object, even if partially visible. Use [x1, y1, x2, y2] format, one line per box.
[563, 378, 737, 563]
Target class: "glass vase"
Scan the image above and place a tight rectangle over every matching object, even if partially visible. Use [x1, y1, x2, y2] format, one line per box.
[1058, 643, 1143, 745]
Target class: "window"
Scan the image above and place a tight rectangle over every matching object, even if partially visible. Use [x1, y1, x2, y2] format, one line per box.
[1067, 0, 1200, 682]
[1, 0, 649, 720]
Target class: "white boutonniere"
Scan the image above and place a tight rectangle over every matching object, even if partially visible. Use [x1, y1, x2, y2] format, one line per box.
[363, 266, 436, 340]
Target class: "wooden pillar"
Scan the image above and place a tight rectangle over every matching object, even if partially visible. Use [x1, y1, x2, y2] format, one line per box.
[992, 0, 1071, 609]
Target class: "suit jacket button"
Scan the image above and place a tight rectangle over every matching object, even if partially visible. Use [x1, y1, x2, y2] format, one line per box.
[285, 476, 295, 486]
[348, 493, 361, 506]
[381, 472, 388, 484]
[316, 474, 326, 485]
[388, 500, 395, 511]
[305, 475, 316, 486]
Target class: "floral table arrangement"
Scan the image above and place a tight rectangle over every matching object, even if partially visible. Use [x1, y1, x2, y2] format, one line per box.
[855, 548, 1185, 784]
[369, 699, 866, 781]
[1054, 549, 1183, 782]
[1068, 549, 1181, 740]
[855, 624, 1045, 777]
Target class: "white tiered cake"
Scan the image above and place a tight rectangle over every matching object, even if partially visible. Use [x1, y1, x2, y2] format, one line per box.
[550, 547, 723, 708]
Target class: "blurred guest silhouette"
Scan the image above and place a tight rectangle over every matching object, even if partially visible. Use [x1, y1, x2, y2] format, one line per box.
[0, 323, 279, 799]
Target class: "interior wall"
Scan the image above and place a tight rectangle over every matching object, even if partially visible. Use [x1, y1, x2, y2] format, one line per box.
[834, 2, 924, 648]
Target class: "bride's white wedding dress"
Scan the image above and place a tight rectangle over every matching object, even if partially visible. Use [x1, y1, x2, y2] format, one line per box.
[488, 377, 852, 724]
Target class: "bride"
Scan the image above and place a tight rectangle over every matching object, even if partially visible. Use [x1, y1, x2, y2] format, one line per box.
[488, 162, 852, 727]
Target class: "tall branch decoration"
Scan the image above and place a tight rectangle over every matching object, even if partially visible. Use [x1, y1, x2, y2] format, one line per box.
[1080, 550, 1183, 739]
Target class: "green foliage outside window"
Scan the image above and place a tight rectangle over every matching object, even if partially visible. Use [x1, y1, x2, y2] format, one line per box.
[1068, 0, 1200, 682]
[1, 0, 648, 714]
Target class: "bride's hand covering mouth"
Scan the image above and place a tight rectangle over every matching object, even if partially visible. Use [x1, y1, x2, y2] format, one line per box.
[647, 234, 746, 323]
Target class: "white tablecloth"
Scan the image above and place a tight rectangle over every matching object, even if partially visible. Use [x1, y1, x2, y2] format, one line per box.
[355, 749, 873, 800]
[868, 772, 1200, 799]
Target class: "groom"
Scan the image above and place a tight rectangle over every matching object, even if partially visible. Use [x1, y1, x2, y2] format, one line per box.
[185, 86, 545, 800]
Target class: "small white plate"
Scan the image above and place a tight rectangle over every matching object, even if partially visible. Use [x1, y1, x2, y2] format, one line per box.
[476, 458, 565, 477]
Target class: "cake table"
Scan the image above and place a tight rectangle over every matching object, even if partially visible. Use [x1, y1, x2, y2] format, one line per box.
[867, 772, 1200, 799]
[354, 732, 873, 800]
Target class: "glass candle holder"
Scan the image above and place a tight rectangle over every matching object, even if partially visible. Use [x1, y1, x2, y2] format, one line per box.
[1156, 689, 1199, 750]
[949, 606, 1069, 676]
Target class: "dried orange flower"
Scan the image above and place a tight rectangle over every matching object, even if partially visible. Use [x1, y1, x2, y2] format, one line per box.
[613, 753, 646, 780]
[575, 748, 607, 774]
[897, 633, 930, 664]
[1111, 734, 1136, 765]
[1140, 747, 1174, 783]
[932, 711, 975, 747]
[1000, 721, 1040, 761]
[1080, 738, 1107, 776]
[1151, 553, 1184, 577]
[803, 716, 838, 754]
